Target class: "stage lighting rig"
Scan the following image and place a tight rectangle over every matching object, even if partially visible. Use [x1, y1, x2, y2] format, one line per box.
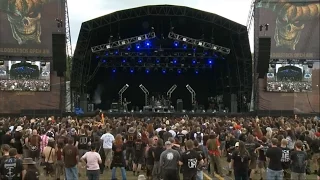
[168, 32, 230, 55]
[91, 32, 156, 53]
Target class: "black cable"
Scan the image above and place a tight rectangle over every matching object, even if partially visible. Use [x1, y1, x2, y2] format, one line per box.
[306, 91, 315, 113]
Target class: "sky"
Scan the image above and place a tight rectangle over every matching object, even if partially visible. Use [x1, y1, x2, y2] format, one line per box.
[67, 0, 254, 54]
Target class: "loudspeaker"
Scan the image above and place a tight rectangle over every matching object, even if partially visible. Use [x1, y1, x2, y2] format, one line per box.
[176, 99, 183, 112]
[52, 33, 66, 76]
[257, 37, 271, 78]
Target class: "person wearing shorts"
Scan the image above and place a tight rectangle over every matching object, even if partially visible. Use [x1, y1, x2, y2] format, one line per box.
[100, 128, 114, 169]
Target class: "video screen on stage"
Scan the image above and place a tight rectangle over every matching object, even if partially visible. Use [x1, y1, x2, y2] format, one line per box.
[0, 61, 50, 91]
[266, 64, 312, 92]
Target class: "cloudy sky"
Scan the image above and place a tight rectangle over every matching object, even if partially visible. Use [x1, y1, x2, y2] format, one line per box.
[68, 0, 254, 53]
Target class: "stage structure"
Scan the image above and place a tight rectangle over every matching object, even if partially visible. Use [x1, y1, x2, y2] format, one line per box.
[118, 84, 129, 106]
[139, 84, 149, 106]
[71, 5, 252, 112]
[167, 85, 177, 99]
[186, 84, 196, 105]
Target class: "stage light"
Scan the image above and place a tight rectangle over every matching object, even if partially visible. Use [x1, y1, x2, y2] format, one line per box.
[102, 59, 106, 63]
[183, 44, 187, 49]
[96, 56, 100, 59]
[138, 59, 142, 63]
[162, 68, 166, 74]
[130, 68, 134, 73]
[127, 45, 131, 50]
[145, 40, 151, 46]
[195, 69, 199, 74]
[112, 68, 116, 73]
[122, 59, 126, 63]
[208, 59, 213, 64]
[145, 68, 150, 73]
[136, 43, 140, 49]
[173, 58, 177, 64]
[174, 41, 179, 47]
[115, 50, 118, 54]
[192, 59, 196, 64]
[156, 59, 160, 64]
[177, 69, 181, 74]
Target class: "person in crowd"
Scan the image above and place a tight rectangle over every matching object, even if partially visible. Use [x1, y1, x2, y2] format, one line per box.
[22, 129, 31, 158]
[0, 144, 10, 163]
[219, 129, 227, 156]
[286, 129, 296, 150]
[159, 140, 180, 180]
[40, 128, 49, 155]
[152, 137, 164, 180]
[132, 133, 146, 176]
[125, 127, 136, 169]
[290, 140, 308, 180]
[63, 138, 79, 180]
[179, 140, 203, 180]
[101, 128, 115, 169]
[29, 129, 41, 162]
[256, 136, 269, 179]
[55, 142, 64, 180]
[2, 130, 12, 147]
[194, 127, 204, 146]
[245, 134, 259, 179]
[21, 158, 39, 180]
[266, 138, 283, 180]
[311, 132, 320, 174]
[193, 140, 207, 180]
[162, 127, 173, 142]
[280, 139, 291, 180]
[145, 138, 155, 180]
[81, 144, 102, 180]
[111, 134, 126, 180]
[206, 133, 224, 177]
[231, 141, 250, 180]
[0, 148, 23, 180]
[176, 128, 187, 151]
[78, 129, 90, 158]
[42, 138, 56, 177]
[12, 126, 23, 156]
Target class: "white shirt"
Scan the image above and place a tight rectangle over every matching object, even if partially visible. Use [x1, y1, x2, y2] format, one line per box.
[100, 133, 115, 149]
[169, 130, 176, 137]
[81, 151, 101, 170]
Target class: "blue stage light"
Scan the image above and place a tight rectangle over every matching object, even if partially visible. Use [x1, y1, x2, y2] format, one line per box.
[195, 69, 199, 74]
[127, 45, 131, 50]
[138, 59, 142, 63]
[115, 51, 118, 54]
[174, 41, 179, 47]
[102, 59, 106, 63]
[145, 40, 151, 46]
[156, 59, 160, 64]
[122, 59, 126, 63]
[208, 59, 213, 64]
[145, 69, 150, 73]
[183, 44, 187, 49]
[192, 59, 196, 64]
[162, 69, 166, 74]
[130, 68, 134, 73]
[96, 56, 100, 59]
[136, 43, 140, 49]
[177, 69, 181, 74]
[112, 68, 116, 73]
[173, 58, 177, 64]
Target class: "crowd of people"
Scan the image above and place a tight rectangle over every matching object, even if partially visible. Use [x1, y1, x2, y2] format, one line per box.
[0, 114, 319, 180]
[266, 81, 312, 92]
[0, 79, 50, 91]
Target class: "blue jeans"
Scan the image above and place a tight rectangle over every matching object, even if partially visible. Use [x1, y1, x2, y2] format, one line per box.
[196, 171, 203, 180]
[111, 167, 127, 180]
[87, 170, 100, 180]
[266, 168, 283, 180]
[65, 166, 78, 180]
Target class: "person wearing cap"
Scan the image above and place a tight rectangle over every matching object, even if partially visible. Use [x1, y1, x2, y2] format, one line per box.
[21, 158, 39, 180]
[159, 140, 180, 180]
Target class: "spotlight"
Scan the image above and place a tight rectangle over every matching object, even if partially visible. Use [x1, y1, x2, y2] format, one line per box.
[162, 68, 166, 74]
[208, 59, 213, 64]
[127, 45, 131, 50]
[130, 68, 134, 73]
[173, 58, 177, 64]
[192, 59, 197, 64]
[138, 59, 142, 63]
[122, 59, 126, 63]
[182, 44, 187, 49]
[156, 58, 160, 64]
[112, 68, 116, 73]
[195, 69, 199, 74]
[96, 56, 100, 59]
[174, 41, 179, 47]
[177, 69, 181, 74]
[136, 43, 140, 49]
[102, 59, 106, 63]
[145, 40, 151, 46]
[145, 68, 150, 73]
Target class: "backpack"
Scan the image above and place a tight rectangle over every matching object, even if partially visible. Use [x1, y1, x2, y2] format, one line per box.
[30, 135, 39, 151]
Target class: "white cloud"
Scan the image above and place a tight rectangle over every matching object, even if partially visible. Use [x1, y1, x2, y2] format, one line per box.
[68, 0, 254, 54]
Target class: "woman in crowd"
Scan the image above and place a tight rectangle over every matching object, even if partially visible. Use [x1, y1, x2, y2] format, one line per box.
[81, 144, 102, 180]
[207, 133, 224, 177]
[42, 138, 56, 177]
[111, 134, 127, 180]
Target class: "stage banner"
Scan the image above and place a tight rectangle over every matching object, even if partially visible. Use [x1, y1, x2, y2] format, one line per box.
[0, 0, 65, 57]
[256, 0, 320, 59]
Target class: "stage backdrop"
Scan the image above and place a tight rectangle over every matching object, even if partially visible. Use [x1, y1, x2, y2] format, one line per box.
[256, 0, 320, 59]
[0, 0, 65, 57]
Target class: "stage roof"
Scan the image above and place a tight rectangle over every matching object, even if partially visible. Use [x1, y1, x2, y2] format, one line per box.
[71, 5, 252, 90]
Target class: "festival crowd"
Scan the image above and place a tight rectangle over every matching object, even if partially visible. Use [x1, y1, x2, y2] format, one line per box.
[0, 80, 50, 91]
[0, 114, 319, 180]
[267, 81, 312, 92]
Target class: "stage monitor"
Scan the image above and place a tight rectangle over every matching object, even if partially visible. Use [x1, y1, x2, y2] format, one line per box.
[0, 61, 50, 91]
[266, 63, 312, 93]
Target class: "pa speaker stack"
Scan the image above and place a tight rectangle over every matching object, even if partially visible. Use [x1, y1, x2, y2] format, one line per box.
[257, 37, 271, 78]
[52, 33, 67, 77]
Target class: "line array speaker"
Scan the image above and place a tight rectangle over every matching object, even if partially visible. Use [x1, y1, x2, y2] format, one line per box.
[257, 37, 271, 78]
[52, 33, 66, 77]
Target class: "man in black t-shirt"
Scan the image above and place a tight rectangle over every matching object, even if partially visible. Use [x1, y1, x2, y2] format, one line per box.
[266, 138, 283, 180]
[193, 140, 206, 180]
[280, 139, 291, 180]
[125, 127, 136, 168]
[179, 140, 203, 180]
[290, 140, 307, 180]
[133, 135, 146, 176]
[78, 129, 90, 157]
[0, 148, 23, 180]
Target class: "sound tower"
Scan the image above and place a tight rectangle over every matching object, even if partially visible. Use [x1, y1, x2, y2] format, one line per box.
[52, 33, 66, 77]
[257, 37, 271, 78]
